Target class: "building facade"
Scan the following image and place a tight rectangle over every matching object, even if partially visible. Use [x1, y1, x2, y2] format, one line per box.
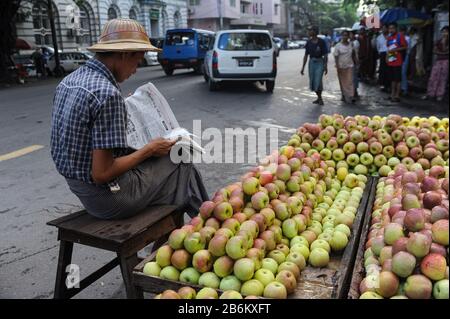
[187, 0, 280, 32]
[15, 0, 189, 51]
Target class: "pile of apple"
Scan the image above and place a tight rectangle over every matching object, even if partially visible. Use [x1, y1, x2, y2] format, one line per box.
[292, 114, 448, 177]
[359, 163, 449, 299]
[142, 146, 368, 299]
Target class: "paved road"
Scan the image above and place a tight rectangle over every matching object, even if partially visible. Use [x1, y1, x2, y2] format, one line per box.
[0, 49, 448, 298]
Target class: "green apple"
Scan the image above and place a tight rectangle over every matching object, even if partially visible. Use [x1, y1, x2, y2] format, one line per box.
[156, 245, 173, 267]
[433, 279, 449, 299]
[263, 281, 287, 299]
[254, 268, 275, 287]
[196, 287, 218, 299]
[282, 218, 298, 239]
[286, 252, 306, 271]
[159, 266, 180, 281]
[309, 248, 330, 267]
[330, 231, 349, 251]
[179, 267, 201, 284]
[199, 272, 221, 289]
[335, 224, 351, 237]
[261, 258, 279, 275]
[225, 236, 247, 259]
[290, 244, 310, 261]
[310, 239, 331, 253]
[233, 258, 255, 281]
[220, 290, 243, 299]
[267, 250, 286, 265]
[241, 279, 265, 296]
[143, 261, 161, 277]
[219, 275, 242, 291]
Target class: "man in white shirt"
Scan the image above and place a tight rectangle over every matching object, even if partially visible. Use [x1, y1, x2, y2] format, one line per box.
[376, 25, 389, 91]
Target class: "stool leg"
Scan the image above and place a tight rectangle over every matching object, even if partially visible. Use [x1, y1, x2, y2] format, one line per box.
[118, 253, 144, 299]
[54, 240, 74, 299]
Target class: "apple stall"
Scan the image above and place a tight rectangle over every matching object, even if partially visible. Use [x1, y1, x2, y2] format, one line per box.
[131, 114, 449, 299]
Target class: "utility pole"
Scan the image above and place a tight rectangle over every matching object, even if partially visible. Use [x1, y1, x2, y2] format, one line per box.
[218, 0, 223, 30]
[47, 0, 62, 76]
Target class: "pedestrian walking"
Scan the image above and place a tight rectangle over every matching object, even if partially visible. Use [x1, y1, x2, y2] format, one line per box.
[31, 47, 46, 78]
[50, 18, 209, 220]
[350, 29, 360, 98]
[422, 26, 449, 102]
[399, 25, 411, 96]
[334, 30, 357, 103]
[301, 26, 328, 106]
[376, 25, 389, 91]
[386, 22, 407, 102]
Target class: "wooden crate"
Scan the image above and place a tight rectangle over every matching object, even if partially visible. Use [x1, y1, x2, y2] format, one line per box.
[133, 177, 377, 299]
[347, 176, 379, 299]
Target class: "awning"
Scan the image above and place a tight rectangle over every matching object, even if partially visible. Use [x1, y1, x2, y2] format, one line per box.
[15, 38, 36, 50]
[380, 7, 431, 25]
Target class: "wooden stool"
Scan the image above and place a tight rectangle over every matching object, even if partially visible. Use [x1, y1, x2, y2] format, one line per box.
[47, 205, 180, 299]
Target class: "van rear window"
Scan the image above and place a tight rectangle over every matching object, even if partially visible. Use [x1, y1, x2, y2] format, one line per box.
[218, 33, 272, 51]
[166, 32, 195, 46]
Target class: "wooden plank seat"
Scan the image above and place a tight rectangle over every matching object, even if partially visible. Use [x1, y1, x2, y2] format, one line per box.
[47, 205, 180, 299]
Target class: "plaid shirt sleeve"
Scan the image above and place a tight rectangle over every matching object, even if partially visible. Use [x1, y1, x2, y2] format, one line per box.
[91, 92, 128, 150]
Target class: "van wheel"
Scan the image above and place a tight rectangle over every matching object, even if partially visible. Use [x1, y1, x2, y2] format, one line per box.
[266, 80, 275, 93]
[163, 67, 174, 76]
[208, 78, 218, 91]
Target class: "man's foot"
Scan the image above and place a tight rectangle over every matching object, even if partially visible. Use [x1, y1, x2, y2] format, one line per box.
[318, 99, 324, 106]
[392, 97, 401, 102]
[341, 95, 345, 101]
[313, 99, 320, 104]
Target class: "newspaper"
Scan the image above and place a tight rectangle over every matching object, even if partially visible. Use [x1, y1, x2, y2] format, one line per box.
[125, 82, 204, 154]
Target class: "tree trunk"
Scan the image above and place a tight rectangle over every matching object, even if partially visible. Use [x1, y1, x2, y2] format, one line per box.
[0, 0, 22, 84]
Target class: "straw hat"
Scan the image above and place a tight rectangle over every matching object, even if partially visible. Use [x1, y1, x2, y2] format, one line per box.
[87, 18, 160, 52]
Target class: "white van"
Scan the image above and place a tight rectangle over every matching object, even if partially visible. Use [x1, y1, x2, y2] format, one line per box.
[204, 30, 277, 93]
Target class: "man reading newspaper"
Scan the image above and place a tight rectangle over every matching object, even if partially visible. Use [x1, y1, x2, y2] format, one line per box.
[50, 19, 208, 220]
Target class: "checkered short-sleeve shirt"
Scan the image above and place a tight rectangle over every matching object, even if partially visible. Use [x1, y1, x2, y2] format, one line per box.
[51, 59, 128, 184]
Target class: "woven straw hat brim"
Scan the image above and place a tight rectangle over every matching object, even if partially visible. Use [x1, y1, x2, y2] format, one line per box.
[87, 41, 161, 52]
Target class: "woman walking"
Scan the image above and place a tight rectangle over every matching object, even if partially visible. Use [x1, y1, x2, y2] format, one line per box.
[422, 26, 449, 102]
[334, 30, 357, 103]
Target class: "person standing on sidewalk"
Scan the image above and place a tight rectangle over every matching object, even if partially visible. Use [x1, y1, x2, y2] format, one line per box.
[422, 26, 449, 102]
[386, 22, 407, 102]
[301, 26, 328, 106]
[334, 30, 357, 103]
[50, 19, 209, 220]
[31, 47, 46, 78]
[358, 27, 374, 81]
[376, 25, 389, 91]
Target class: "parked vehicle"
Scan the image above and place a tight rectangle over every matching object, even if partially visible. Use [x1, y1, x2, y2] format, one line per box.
[287, 40, 300, 49]
[159, 28, 215, 76]
[47, 51, 91, 73]
[204, 29, 277, 93]
[296, 39, 307, 48]
[140, 51, 159, 66]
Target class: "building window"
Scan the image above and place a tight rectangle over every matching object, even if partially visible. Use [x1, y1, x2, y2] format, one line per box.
[108, 7, 118, 20]
[230, 0, 236, 7]
[274, 4, 279, 16]
[189, 0, 200, 5]
[76, 4, 93, 46]
[32, 1, 61, 47]
[255, 3, 258, 15]
[129, 8, 137, 20]
[260, 3, 263, 15]
[173, 11, 181, 28]
[240, 3, 246, 14]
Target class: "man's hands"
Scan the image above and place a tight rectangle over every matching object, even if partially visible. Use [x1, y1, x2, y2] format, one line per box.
[324, 66, 328, 75]
[146, 137, 177, 157]
[300, 68, 305, 75]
